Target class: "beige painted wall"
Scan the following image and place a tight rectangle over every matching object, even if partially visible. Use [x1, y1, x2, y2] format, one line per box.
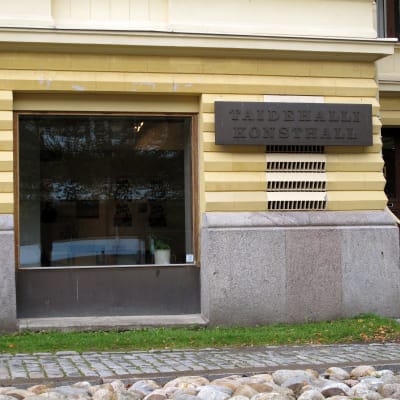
[0, 1, 53, 27]
[0, 0, 377, 39]
[378, 44, 400, 84]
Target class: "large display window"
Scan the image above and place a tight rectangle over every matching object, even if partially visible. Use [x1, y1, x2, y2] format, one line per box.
[382, 128, 400, 219]
[17, 114, 194, 268]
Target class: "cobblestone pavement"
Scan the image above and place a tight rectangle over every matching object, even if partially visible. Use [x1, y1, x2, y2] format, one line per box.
[1, 343, 400, 385]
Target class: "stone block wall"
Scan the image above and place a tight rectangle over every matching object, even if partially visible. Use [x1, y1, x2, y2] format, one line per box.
[201, 210, 400, 325]
[0, 215, 16, 332]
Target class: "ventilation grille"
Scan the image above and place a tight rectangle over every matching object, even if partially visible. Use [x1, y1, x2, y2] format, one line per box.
[266, 145, 324, 154]
[268, 200, 326, 211]
[266, 149, 327, 211]
[266, 154, 326, 173]
[267, 172, 326, 192]
[266, 161, 325, 172]
[267, 180, 326, 192]
[267, 192, 327, 211]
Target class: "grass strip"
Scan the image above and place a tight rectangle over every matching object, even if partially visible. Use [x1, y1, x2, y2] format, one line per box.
[0, 314, 399, 354]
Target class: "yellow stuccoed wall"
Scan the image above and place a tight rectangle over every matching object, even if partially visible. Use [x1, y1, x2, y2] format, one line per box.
[380, 96, 400, 126]
[202, 94, 385, 213]
[0, 90, 13, 214]
[0, 52, 386, 215]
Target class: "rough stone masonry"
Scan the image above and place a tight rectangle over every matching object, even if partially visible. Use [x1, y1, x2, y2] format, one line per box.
[2, 364, 400, 400]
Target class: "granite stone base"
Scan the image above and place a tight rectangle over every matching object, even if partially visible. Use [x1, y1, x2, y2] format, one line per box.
[201, 210, 400, 326]
[0, 215, 16, 332]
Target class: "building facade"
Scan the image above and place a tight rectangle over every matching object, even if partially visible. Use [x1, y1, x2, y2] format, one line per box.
[0, 0, 399, 332]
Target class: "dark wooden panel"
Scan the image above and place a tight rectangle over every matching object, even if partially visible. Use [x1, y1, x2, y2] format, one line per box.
[17, 266, 200, 317]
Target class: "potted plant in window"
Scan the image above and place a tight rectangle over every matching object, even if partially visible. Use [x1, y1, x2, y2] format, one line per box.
[153, 237, 171, 264]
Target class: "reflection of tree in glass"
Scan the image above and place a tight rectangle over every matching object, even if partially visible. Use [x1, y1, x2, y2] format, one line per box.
[22, 116, 186, 202]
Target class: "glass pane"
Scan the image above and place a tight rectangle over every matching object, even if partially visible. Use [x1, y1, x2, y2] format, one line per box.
[382, 133, 396, 200]
[19, 115, 192, 267]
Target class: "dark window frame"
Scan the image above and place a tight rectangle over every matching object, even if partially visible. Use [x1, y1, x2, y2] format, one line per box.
[382, 0, 400, 39]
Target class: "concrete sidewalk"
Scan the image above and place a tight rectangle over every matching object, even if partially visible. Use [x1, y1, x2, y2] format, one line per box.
[1, 343, 400, 386]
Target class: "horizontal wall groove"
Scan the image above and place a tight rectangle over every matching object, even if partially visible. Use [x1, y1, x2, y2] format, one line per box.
[0, 54, 375, 79]
[0, 71, 378, 97]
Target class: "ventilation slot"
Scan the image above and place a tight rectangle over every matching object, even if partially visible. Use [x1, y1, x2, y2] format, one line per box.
[266, 161, 325, 172]
[267, 180, 326, 192]
[266, 145, 324, 154]
[268, 200, 326, 211]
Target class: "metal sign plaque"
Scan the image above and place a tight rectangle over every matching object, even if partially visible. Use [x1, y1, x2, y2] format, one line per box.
[215, 102, 373, 146]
